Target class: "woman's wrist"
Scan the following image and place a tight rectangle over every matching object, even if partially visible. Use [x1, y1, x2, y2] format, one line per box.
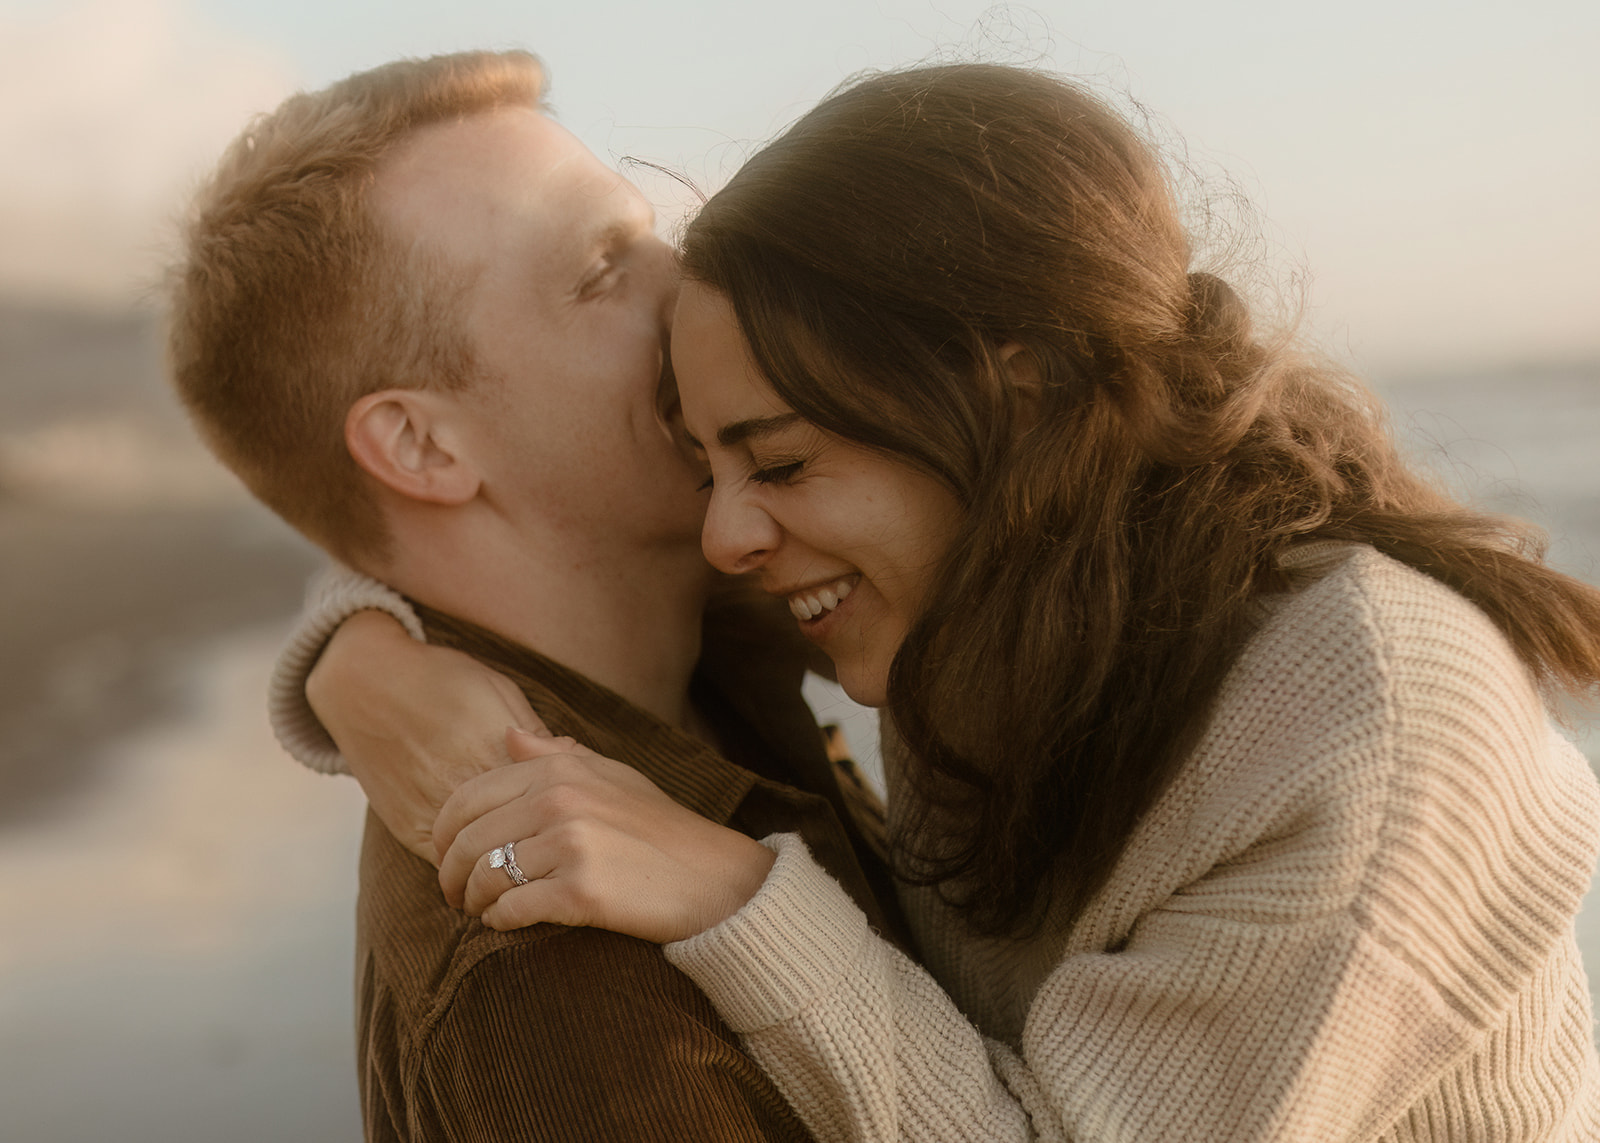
[268, 564, 425, 774]
[305, 608, 422, 728]
[665, 833, 872, 1033]
[696, 830, 778, 936]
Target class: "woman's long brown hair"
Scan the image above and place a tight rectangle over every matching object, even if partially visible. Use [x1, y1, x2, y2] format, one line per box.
[680, 63, 1600, 937]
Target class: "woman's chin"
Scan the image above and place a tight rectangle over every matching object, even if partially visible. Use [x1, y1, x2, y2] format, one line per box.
[834, 665, 890, 710]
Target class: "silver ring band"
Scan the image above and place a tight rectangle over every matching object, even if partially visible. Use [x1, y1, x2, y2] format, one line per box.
[488, 842, 529, 886]
[503, 840, 528, 885]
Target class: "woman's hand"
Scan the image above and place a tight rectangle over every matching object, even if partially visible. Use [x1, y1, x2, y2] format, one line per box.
[306, 610, 545, 865]
[435, 728, 776, 942]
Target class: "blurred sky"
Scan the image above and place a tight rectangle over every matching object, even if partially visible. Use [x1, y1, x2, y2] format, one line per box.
[0, 0, 1596, 374]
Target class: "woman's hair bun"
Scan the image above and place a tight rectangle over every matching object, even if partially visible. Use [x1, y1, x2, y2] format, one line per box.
[1185, 271, 1250, 348]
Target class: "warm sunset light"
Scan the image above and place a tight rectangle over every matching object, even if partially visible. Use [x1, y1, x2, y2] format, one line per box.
[1, 2, 1594, 1138]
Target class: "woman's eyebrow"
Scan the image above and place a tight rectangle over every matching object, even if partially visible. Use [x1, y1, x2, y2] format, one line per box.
[714, 412, 804, 447]
[683, 412, 804, 454]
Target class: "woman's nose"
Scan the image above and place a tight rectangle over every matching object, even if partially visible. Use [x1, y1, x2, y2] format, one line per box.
[701, 485, 780, 575]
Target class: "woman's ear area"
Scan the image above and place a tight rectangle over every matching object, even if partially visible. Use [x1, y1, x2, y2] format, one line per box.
[345, 389, 482, 506]
[998, 341, 1043, 393]
[998, 341, 1044, 432]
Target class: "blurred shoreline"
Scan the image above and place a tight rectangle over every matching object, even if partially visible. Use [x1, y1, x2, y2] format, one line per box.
[0, 300, 324, 823]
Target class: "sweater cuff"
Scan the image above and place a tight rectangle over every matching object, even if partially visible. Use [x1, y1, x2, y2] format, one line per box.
[266, 563, 426, 775]
[664, 832, 873, 1033]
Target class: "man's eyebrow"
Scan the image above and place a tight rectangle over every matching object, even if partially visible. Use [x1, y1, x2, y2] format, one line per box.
[585, 220, 633, 252]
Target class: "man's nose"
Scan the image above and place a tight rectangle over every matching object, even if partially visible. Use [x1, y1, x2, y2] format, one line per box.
[701, 486, 779, 576]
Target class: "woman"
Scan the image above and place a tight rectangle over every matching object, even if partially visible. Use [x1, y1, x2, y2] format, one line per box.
[295, 64, 1600, 1140]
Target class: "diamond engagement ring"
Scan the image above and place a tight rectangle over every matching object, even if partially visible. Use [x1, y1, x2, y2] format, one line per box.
[488, 841, 529, 886]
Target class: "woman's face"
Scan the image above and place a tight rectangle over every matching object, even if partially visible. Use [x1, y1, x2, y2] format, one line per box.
[673, 282, 961, 708]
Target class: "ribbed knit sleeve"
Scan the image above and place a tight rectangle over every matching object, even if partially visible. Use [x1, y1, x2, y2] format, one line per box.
[667, 833, 1047, 1140]
[665, 548, 1600, 1142]
[267, 563, 425, 775]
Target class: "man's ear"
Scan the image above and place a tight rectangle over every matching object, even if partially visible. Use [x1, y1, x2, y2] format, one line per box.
[345, 389, 481, 506]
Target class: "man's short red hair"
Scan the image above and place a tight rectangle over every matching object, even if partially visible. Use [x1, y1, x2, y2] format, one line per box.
[167, 50, 547, 564]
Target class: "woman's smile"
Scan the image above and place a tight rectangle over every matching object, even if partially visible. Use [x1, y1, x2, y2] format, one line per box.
[783, 573, 857, 623]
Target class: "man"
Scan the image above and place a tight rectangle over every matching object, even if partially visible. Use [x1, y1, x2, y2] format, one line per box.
[168, 50, 897, 1142]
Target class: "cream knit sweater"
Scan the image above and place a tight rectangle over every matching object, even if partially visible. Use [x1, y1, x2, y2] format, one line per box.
[664, 544, 1600, 1141]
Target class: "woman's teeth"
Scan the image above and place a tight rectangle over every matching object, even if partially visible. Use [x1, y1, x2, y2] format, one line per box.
[788, 578, 854, 621]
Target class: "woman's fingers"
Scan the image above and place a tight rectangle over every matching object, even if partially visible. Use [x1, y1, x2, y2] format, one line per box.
[507, 724, 593, 761]
[483, 677, 550, 742]
[462, 824, 643, 931]
[481, 877, 589, 932]
[439, 795, 546, 907]
[455, 827, 601, 924]
[431, 738, 581, 858]
[430, 739, 777, 942]
[435, 751, 606, 905]
[462, 834, 555, 916]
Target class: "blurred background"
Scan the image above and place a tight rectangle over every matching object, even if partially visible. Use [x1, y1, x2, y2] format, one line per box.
[0, 1, 1595, 1138]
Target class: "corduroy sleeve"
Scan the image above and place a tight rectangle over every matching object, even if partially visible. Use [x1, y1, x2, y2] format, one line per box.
[412, 925, 815, 1143]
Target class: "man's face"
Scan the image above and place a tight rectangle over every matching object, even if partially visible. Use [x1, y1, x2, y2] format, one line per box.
[372, 106, 704, 547]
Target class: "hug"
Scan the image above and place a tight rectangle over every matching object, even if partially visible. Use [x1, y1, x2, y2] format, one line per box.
[169, 50, 1600, 1141]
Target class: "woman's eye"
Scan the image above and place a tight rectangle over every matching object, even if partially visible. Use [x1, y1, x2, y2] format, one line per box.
[696, 474, 714, 492]
[750, 461, 803, 485]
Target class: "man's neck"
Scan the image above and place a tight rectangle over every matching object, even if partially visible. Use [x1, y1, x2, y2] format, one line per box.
[372, 516, 714, 731]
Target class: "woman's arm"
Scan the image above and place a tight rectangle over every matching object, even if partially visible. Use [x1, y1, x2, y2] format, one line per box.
[308, 612, 541, 864]
[667, 835, 1046, 1142]
[267, 565, 425, 774]
[428, 555, 1600, 1141]
[267, 564, 540, 864]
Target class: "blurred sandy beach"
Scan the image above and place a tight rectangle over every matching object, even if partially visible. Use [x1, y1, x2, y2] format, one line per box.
[0, 301, 1596, 1140]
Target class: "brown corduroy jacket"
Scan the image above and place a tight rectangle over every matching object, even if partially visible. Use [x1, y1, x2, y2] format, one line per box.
[356, 592, 904, 1142]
